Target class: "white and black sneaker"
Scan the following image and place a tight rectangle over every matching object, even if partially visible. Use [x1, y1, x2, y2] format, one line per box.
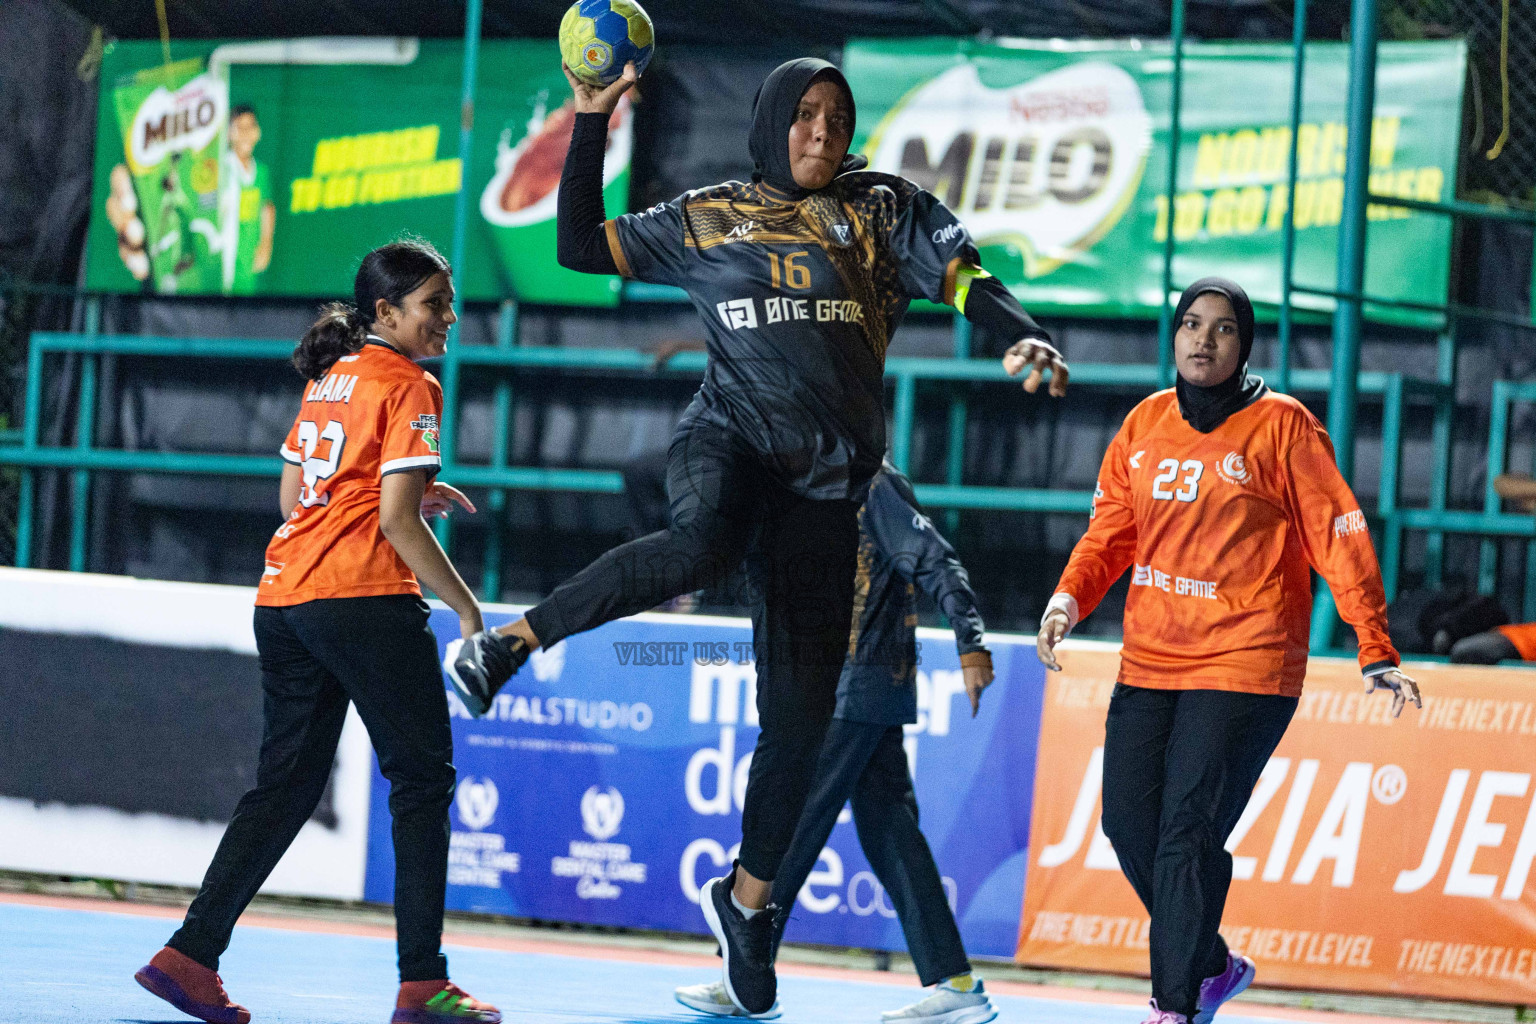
[675, 980, 781, 1019]
[698, 870, 781, 1016]
[443, 630, 528, 717]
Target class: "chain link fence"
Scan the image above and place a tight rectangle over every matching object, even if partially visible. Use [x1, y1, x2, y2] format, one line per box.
[1384, 0, 1534, 209]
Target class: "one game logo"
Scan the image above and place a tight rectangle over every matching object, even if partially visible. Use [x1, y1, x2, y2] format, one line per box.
[1216, 451, 1252, 485]
[716, 298, 758, 330]
[581, 785, 625, 841]
[455, 776, 499, 831]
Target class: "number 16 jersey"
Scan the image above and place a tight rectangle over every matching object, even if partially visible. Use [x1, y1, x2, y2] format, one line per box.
[256, 339, 443, 607]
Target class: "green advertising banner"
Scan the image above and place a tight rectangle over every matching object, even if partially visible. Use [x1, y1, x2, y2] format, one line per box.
[844, 38, 1466, 324]
[89, 38, 628, 305]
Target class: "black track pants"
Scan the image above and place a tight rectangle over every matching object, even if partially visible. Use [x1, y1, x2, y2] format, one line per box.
[770, 720, 970, 985]
[523, 420, 860, 883]
[1100, 683, 1297, 1017]
[170, 595, 454, 983]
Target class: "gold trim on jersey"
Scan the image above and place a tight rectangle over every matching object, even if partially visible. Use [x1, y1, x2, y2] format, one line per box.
[604, 219, 633, 278]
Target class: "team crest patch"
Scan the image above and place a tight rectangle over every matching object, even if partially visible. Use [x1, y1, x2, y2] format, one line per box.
[1216, 451, 1252, 485]
[421, 427, 440, 454]
[829, 222, 852, 246]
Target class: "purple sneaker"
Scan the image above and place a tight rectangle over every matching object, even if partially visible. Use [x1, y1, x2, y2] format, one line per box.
[1193, 953, 1255, 1024]
[1140, 1001, 1187, 1023]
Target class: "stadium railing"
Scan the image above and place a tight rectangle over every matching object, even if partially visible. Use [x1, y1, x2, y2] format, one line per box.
[0, 315, 1456, 635]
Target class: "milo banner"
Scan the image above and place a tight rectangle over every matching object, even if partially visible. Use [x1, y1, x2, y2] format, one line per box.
[88, 38, 628, 305]
[1018, 645, 1536, 1004]
[364, 607, 1044, 959]
[844, 39, 1466, 324]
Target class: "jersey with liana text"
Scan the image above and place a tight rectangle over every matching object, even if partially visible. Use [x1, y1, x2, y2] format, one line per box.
[257, 340, 442, 606]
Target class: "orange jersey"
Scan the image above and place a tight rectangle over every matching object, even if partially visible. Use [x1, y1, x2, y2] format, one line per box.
[1496, 623, 1536, 661]
[1051, 388, 1398, 696]
[256, 340, 442, 606]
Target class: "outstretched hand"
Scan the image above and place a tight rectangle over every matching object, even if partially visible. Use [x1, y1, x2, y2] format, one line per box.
[421, 481, 476, 520]
[1003, 337, 1070, 398]
[564, 61, 638, 115]
[1036, 610, 1069, 672]
[1365, 667, 1422, 718]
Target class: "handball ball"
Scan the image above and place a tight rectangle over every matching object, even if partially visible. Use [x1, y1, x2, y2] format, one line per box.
[559, 0, 654, 86]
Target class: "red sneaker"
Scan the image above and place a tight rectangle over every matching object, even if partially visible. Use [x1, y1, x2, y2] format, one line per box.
[134, 946, 252, 1024]
[391, 980, 502, 1023]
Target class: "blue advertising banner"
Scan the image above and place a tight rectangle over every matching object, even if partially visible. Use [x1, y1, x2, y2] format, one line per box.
[364, 607, 1045, 959]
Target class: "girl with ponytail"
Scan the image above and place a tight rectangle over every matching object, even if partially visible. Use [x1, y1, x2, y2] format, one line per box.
[135, 238, 502, 1024]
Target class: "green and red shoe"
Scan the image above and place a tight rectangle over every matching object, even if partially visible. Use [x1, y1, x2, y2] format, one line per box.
[391, 981, 502, 1024]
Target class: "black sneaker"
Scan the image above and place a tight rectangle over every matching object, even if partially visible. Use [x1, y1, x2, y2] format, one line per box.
[699, 869, 780, 1015]
[443, 630, 528, 716]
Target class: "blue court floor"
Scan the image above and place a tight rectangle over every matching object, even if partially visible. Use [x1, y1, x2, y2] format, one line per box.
[4, 898, 1413, 1024]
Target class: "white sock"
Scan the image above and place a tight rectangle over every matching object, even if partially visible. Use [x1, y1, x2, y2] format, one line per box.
[730, 889, 762, 919]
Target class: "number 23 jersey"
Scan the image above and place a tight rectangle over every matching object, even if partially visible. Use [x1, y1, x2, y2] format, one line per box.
[256, 340, 442, 606]
[1053, 388, 1398, 696]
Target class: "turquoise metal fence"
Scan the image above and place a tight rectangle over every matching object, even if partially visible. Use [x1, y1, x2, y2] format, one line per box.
[0, 326, 1459, 626]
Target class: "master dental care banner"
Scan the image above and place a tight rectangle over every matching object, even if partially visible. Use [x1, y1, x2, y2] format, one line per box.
[364, 607, 1044, 958]
[86, 38, 630, 304]
[845, 38, 1465, 325]
[1018, 646, 1536, 1004]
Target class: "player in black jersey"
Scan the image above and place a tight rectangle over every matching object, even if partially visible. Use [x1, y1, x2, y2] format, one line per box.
[447, 56, 1068, 1016]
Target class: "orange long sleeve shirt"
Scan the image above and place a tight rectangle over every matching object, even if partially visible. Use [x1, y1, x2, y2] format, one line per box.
[1049, 388, 1399, 697]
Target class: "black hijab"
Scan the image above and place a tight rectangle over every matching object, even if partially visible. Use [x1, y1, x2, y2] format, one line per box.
[1172, 276, 1267, 433]
[748, 57, 867, 200]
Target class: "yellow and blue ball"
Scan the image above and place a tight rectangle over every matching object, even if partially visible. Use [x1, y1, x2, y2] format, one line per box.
[559, 0, 654, 87]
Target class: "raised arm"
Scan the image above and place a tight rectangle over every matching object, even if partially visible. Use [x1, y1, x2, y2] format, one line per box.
[555, 63, 636, 274]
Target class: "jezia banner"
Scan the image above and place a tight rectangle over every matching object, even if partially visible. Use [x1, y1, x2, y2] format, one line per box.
[1017, 645, 1536, 1004]
[844, 38, 1465, 326]
[364, 607, 1045, 958]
